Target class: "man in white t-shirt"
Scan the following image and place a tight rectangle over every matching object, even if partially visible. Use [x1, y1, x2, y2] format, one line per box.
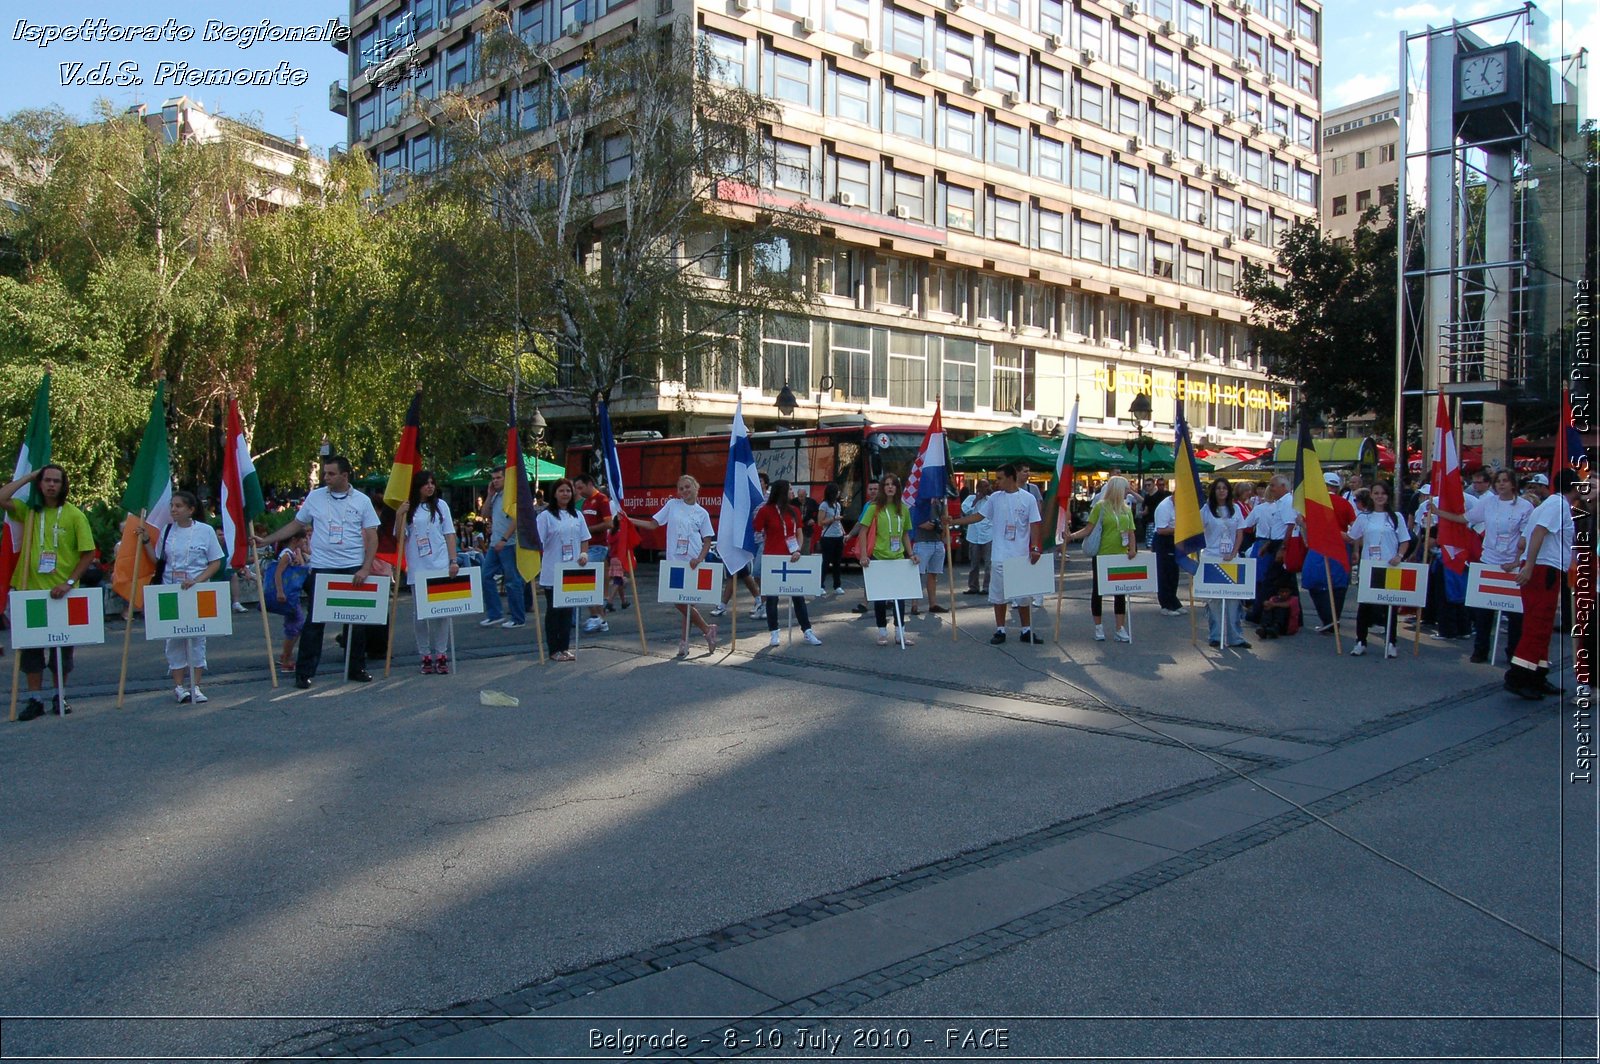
[951, 463, 1044, 645]
[1243, 474, 1294, 622]
[1151, 493, 1184, 614]
[258, 455, 380, 688]
[1505, 469, 1585, 700]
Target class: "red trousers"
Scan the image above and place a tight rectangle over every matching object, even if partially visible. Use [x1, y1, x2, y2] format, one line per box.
[1511, 564, 1562, 670]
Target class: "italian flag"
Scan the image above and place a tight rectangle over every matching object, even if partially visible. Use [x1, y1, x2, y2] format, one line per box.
[221, 399, 265, 567]
[122, 382, 173, 533]
[0, 372, 50, 594]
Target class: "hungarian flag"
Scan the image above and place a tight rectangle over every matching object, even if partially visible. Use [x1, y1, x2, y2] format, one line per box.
[220, 399, 265, 568]
[506, 392, 542, 582]
[902, 401, 950, 527]
[1430, 394, 1475, 573]
[1292, 418, 1348, 567]
[383, 387, 423, 511]
[598, 400, 640, 572]
[1172, 402, 1207, 572]
[1040, 398, 1078, 546]
[0, 371, 50, 593]
[122, 381, 173, 533]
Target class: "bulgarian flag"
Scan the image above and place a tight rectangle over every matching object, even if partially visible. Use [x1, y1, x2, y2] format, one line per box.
[220, 399, 265, 567]
[383, 387, 423, 511]
[1040, 397, 1078, 546]
[122, 381, 173, 533]
[0, 371, 50, 594]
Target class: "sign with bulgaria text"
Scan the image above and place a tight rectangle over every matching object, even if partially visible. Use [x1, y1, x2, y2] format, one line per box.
[1096, 554, 1157, 596]
[144, 584, 234, 640]
[311, 574, 392, 625]
[10, 589, 107, 649]
[415, 569, 484, 620]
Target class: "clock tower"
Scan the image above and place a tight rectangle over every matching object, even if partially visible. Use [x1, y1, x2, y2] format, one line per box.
[1452, 40, 1554, 147]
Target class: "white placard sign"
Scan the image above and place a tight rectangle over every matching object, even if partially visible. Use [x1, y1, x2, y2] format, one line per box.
[1355, 562, 1429, 608]
[998, 556, 1057, 599]
[414, 568, 485, 620]
[1095, 554, 1158, 597]
[862, 558, 923, 602]
[311, 574, 393, 625]
[1465, 563, 1523, 614]
[657, 562, 724, 605]
[9, 589, 107, 649]
[144, 584, 235, 640]
[1193, 553, 1258, 601]
[552, 564, 605, 607]
[760, 555, 822, 598]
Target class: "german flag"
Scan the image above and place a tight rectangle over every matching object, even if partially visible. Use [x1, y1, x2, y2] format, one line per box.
[1366, 566, 1419, 593]
[383, 387, 423, 512]
[561, 569, 598, 593]
[422, 574, 474, 603]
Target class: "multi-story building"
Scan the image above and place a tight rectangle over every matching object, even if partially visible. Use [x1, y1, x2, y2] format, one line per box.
[335, 0, 1318, 449]
[1319, 90, 1399, 243]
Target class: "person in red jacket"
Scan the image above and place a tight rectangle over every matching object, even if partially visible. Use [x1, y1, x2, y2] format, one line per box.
[753, 480, 822, 648]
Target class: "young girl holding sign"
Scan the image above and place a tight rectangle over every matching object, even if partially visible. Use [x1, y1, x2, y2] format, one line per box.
[858, 473, 917, 647]
[1068, 476, 1137, 642]
[1344, 480, 1410, 659]
[400, 471, 460, 674]
[754, 480, 822, 648]
[536, 478, 591, 663]
[621, 475, 718, 658]
[144, 491, 224, 703]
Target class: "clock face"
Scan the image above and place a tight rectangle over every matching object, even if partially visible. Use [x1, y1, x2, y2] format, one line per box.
[1460, 52, 1508, 99]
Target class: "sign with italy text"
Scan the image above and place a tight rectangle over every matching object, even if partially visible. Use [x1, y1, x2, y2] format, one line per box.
[414, 569, 484, 620]
[1465, 563, 1523, 613]
[553, 564, 604, 607]
[1355, 562, 1429, 608]
[1096, 554, 1158, 596]
[759, 555, 822, 598]
[9, 589, 106, 649]
[311, 574, 392, 625]
[657, 561, 723, 605]
[144, 584, 234, 640]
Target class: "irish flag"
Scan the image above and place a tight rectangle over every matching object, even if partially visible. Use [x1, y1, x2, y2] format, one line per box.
[154, 587, 222, 622]
[0, 372, 49, 594]
[220, 399, 265, 567]
[122, 382, 173, 534]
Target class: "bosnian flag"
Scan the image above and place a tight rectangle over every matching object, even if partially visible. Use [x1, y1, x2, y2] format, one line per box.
[1431, 393, 1476, 573]
[0, 371, 50, 595]
[902, 402, 949, 527]
[716, 398, 762, 576]
[220, 399, 266, 567]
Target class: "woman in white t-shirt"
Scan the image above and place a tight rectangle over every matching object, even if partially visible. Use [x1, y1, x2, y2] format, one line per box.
[535, 478, 591, 663]
[400, 471, 459, 674]
[1443, 468, 1532, 664]
[1199, 479, 1249, 648]
[142, 491, 225, 704]
[817, 483, 846, 595]
[1344, 480, 1411, 658]
[621, 474, 718, 657]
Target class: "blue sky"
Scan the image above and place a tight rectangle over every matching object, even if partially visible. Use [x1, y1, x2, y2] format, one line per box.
[1, 1, 1594, 154]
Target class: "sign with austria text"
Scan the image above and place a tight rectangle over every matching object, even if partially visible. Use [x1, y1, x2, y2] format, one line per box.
[759, 555, 822, 598]
[144, 584, 234, 640]
[414, 568, 484, 620]
[552, 564, 604, 607]
[1096, 554, 1158, 597]
[311, 574, 392, 625]
[1465, 563, 1523, 613]
[1355, 562, 1429, 608]
[1193, 553, 1258, 601]
[657, 561, 723, 605]
[9, 589, 106, 649]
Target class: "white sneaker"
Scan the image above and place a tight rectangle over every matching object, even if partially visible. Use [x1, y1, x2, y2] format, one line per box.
[1350, 641, 1367, 656]
[1159, 608, 1185, 616]
[768, 631, 781, 647]
[582, 617, 603, 633]
[596, 620, 609, 633]
[1093, 624, 1106, 641]
[709, 604, 727, 617]
[478, 617, 501, 628]
[803, 629, 823, 646]
[501, 620, 525, 629]
[232, 602, 246, 613]
[1385, 643, 1399, 658]
[1114, 627, 1132, 643]
[834, 587, 847, 596]
[189, 687, 208, 704]
[749, 604, 764, 619]
[174, 686, 190, 704]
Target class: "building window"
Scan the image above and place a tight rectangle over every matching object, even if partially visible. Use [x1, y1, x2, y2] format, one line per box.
[976, 275, 1011, 322]
[989, 195, 1023, 243]
[940, 103, 976, 155]
[761, 316, 811, 398]
[518, 0, 549, 45]
[1114, 28, 1140, 72]
[988, 44, 1022, 94]
[685, 229, 729, 281]
[939, 25, 976, 79]
[1151, 108, 1176, 149]
[1181, 0, 1207, 41]
[444, 38, 474, 90]
[1076, 10, 1103, 55]
[768, 48, 814, 108]
[1214, 16, 1236, 57]
[989, 118, 1024, 170]
[888, 331, 926, 408]
[944, 183, 976, 231]
[930, 265, 967, 316]
[889, 169, 926, 219]
[1378, 144, 1397, 164]
[1379, 184, 1396, 207]
[1076, 217, 1105, 262]
[1115, 93, 1142, 136]
[1035, 135, 1065, 183]
[888, 86, 927, 141]
[1214, 255, 1238, 293]
[1036, 207, 1065, 253]
[1150, 239, 1175, 279]
[354, 93, 378, 140]
[1021, 282, 1053, 330]
[1039, 0, 1064, 37]
[1037, 64, 1066, 110]
[1356, 189, 1372, 212]
[1183, 247, 1207, 288]
[1183, 184, 1206, 224]
[992, 345, 1032, 413]
[888, 6, 924, 60]
[603, 133, 631, 186]
[1076, 148, 1106, 196]
[1213, 195, 1237, 234]
[830, 0, 870, 39]
[832, 68, 872, 124]
[754, 234, 805, 287]
[1077, 79, 1105, 126]
[768, 138, 811, 193]
[1244, 146, 1265, 186]
[1115, 162, 1141, 205]
[943, 338, 977, 412]
[875, 254, 916, 309]
[835, 154, 871, 204]
[831, 323, 873, 401]
[1183, 120, 1206, 162]
[1151, 173, 1176, 217]
[1294, 169, 1316, 206]
[813, 244, 858, 298]
[1355, 149, 1370, 169]
[1115, 229, 1141, 272]
[1149, 45, 1175, 86]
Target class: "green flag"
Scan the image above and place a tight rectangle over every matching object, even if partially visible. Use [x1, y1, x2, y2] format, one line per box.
[122, 382, 173, 531]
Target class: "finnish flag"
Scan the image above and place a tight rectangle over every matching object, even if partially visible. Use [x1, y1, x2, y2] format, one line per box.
[717, 399, 763, 575]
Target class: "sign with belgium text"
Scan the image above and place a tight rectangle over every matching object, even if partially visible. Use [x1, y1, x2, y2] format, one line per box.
[760, 555, 822, 598]
[1355, 562, 1428, 608]
[414, 568, 484, 620]
[1193, 553, 1258, 601]
[9, 589, 107, 649]
[1096, 554, 1158, 597]
[657, 561, 723, 605]
[1465, 563, 1523, 613]
[311, 574, 392, 625]
[553, 564, 604, 607]
[144, 584, 234, 640]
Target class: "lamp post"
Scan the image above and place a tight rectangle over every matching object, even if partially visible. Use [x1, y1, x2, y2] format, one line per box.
[775, 382, 798, 420]
[1129, 392, 1153, 488]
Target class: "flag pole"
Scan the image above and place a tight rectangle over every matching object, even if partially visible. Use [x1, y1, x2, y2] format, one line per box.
[531, 581, 546, 665]
[384, 510, 406, 677]
[55, 646, 66, 715]
[1490, 609, 1501, 665]
[1054, 539, 1066, 644]
[1188, 572, 1198, 645]
[9, 510, 36, 721]
[944, 519, 958, 642]
[626, 560, 647, 652]
[115, 509, 148, 709]
[728, 569, 738, 653]
[1324, 556, 1342, 655]
[1413, 522, 1431, 657]
[252, 550, 279, 687]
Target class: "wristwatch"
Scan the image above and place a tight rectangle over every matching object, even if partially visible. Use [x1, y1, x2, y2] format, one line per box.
[65, 578, 77, 588]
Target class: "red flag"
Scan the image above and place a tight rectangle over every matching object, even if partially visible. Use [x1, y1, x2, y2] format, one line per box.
[1430, 394, 1476, 573]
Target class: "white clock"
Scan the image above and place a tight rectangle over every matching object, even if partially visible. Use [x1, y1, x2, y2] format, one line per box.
[1459, 51, 1508, 99]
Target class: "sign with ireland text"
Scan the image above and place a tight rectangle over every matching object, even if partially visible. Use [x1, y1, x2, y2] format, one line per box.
[311, 574, 392, 625]
[144, 584, 234, 640]
[10, 589, 107, 649]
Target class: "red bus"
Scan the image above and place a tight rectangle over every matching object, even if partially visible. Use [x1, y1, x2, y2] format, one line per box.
[565, 416, 938, 553]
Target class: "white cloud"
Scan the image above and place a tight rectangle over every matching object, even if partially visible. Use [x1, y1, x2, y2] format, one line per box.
[1329, 71, 1396, 107]
[1383, 3, 1449, 21]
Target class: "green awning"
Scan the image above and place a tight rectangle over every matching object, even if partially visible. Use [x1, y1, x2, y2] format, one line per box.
[1271, 436, 1380, 469]
[442, 452, 567, 486]
[949, 427, 1063, 469]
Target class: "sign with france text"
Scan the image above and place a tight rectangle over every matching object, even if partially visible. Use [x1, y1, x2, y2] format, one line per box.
[862, 558, 923, 602]
[415, 569, 484, 620]
[311, 574, 392, 625]
[1193, 553, 1258, 600]
[144, 584, 234, 640]
[658, 561, 723, 605]
[1096, 554, 1157, 596]
[1356, 562, 1429, 608]
[999, 555, 1057, 600]
[553, 564, 604, 607]
[760, 555, 822, 598]
[10, 589, 106, 649]
[1465, 563, 1523, 613]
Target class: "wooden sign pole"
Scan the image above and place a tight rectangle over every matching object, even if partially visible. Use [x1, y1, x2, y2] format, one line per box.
[115, 509, 148, 709]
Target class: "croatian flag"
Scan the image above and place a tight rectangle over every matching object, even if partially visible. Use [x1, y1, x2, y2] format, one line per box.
[903, 402, 949, 527]
[717, 399, 763, 575]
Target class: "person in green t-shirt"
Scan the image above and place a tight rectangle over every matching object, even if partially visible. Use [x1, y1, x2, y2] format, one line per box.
[0, 465, 97, 720]
[1067, 475, 1139, 643]
[858, 473, 917, 646]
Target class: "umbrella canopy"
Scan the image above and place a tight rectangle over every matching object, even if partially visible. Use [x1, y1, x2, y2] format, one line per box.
[442, 452, 567, 486]
[1122, 439, 1216, 474]
[949, 426, 1062, 469]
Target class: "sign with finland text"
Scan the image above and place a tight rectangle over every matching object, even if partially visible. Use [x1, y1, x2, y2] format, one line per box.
[1465, 563, 1523, 613]
[144, 584, 234, 640]
[657, 562, 723, 605]
[1355, 562, 1429, 608]
[553, 564, 604, 607]
[862, 558, 924, 602]
[1193, 553, 1258, 601]
[9, 589, 107, 649]
[311, 574, 392, 625]
[1096, 554, 1158, 597]
[999, 555, 1057, 600]
[760, 555, 822, 598]
[414, 569, 484, 620]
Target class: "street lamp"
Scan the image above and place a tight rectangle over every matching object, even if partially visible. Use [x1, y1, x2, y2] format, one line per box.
[1129, 392, 1154, 488]
[775, 382, 798, 418]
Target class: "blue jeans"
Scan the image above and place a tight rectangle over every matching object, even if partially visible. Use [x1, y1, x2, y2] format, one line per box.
[1206, 598, 1244, 644]
[481, 544, 527, 624]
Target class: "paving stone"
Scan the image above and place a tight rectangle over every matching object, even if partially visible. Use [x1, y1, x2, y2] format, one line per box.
[699, 908, 945, 1003]
[388, 1023, 528, 1059]
[1003, 830, 1178, 895]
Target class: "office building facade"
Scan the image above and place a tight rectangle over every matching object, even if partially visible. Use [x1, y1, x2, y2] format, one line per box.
[1319, 90, 1400, 243]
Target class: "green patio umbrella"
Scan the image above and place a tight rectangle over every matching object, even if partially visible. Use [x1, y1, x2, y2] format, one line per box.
[949, 427, 1061, 470]
[443, 452, 567, 486]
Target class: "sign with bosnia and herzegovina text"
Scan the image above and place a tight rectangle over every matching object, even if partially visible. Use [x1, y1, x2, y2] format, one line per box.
[1355, 562, 1429, 608]
[311, 574, 392, 625]
[1465, 563, 1523, 613]
[144, 584, 234, 640]
[1096, 554, 1158, 596]
[553, 564, 604, 607]
[1193, 553, 1258, 601]
[414, 568, 484, 620]
[9, 589, 107, 649]
[759, 555, 822, 598]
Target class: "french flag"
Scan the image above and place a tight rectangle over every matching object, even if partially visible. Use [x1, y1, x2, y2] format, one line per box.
[903, 403, 950, 527]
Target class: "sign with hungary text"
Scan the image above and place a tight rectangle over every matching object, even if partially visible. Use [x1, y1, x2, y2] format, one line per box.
[144, 584, 234, 640]
[311, 574, 392, 625]
[9, 589, 107, 649]
[1096, 554, 1157, 596]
